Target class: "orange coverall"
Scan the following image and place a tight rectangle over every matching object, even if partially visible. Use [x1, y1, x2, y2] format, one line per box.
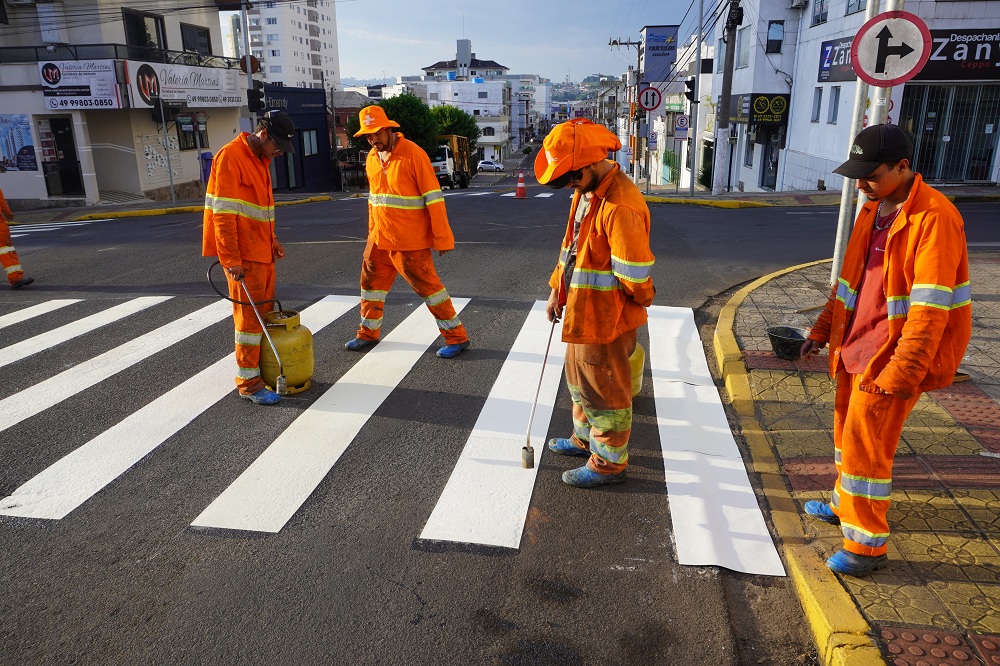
[551, 163, 655, 474]
[356, 133, 467, 345]
[809, 173, 972, 557]
[0, 188, 26, 286]
[202, 133, 278, 395]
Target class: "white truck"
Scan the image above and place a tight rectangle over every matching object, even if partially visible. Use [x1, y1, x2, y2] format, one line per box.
[430, 134, 472, 189]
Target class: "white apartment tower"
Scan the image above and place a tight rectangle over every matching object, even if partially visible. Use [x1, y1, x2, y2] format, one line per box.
[241, 0, 341, 90]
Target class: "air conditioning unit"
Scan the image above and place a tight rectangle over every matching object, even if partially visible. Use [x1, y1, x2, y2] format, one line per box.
[789, 0, 808, 8]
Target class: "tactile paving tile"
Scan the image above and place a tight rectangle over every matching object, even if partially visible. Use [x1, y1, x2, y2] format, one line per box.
[929, 382, 1000, 454]
[968, 634, 1000, 665]
[783, 456, 946, 492]
[922, 456, 1000, 490]
[743, 350, 829, 372]
[877, 626, 977, 665]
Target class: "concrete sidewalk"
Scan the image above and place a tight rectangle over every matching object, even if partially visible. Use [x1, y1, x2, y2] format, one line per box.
[714, 255, 1000, 665]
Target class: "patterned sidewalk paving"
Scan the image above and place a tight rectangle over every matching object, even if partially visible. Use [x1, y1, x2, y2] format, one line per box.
[734, 256, 1000, 665]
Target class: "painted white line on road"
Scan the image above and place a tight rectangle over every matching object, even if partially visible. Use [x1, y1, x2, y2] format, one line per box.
[191, 298, 471, 533]
[0, 296, 171, 369]
[968, 242, 1000, 247]
[500, 192, 516, 197]
[647, 305, 785, 576]
[534, 193, 554, 198]
[467, 191, 496, 196]
[420, 301, 565, 549]
[0, 296, 357, 520]
[0, 300, 232, 434]
[0, 299, 82, 331]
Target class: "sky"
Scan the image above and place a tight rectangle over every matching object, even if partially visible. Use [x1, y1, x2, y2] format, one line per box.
[333, 0, 697, 83]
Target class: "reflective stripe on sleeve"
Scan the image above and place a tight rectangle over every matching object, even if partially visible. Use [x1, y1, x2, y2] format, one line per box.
[611, 255, 654, 283]
[570, 268, 620, 291]
[887, 296, 910, 319]
[205, 194, 274, 222]
[952, 281, 972, 308]
[423, 190, 445, 206]
[836, 278, 858, 311]
[910, 283, 955, 310]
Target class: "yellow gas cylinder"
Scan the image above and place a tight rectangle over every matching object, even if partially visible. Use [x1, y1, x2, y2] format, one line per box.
[259, 310, 314, 394]
[630, 342, 645, 398]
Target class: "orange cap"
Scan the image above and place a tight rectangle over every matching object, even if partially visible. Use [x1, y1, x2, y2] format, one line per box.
[534, 118, 622, 184]
[354, 105, 401, 137]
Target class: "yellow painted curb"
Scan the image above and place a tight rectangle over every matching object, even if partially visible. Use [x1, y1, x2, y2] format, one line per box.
[71, 196, 332, 221]
[712, 258, 886, 666]
[645, 195, 771, 208]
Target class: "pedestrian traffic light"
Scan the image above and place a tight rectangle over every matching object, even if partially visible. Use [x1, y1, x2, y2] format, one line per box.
[247, 79, 265, 113]
[684, 78, 696, 103]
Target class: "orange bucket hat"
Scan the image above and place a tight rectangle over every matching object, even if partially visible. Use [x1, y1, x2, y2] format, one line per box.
[534, 118, 622, 184]
[354, 105, 401, 137]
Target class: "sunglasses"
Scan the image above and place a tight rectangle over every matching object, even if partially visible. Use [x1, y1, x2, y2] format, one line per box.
[547, 168, 585, 189]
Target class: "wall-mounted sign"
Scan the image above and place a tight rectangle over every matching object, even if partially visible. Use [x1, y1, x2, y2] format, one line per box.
[916, 28, 1000, 80]
[39, 59, 121, 110]
[125, 60, 241, 108]
[729, 93, 790, 126]
[0, 114, 37, 171]
[818, 38, 856, 82]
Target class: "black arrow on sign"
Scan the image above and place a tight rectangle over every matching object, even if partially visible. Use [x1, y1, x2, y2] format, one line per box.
[875, 25, 915, 74]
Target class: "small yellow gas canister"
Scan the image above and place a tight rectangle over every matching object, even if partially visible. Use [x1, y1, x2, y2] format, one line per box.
[260, 310, 314, 394]
[630, 342, 645, 398]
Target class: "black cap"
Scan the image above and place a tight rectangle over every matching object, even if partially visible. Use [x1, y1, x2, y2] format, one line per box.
[259, 110, 296, 153]
[833, 124, 913, 179]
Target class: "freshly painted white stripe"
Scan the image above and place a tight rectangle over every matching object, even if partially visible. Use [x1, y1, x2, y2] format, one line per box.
[647, 305, 785, 576]
[0, 296, 356, 520]
[11, 222, 91, 230]
[467, 191, 495, 196]
[0, 299, 82, 331]
[191, 298, 471, 533]
[420, 301, 566, 548]
[0, 300, 232, 434]
[0, 296, 170, 369]
[500, 192, 516, 197]
[443, 192, 464, 196]
[534, 193, 554, 198]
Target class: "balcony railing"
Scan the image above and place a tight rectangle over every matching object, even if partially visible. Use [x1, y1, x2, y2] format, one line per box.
[0, 43, 241, 68]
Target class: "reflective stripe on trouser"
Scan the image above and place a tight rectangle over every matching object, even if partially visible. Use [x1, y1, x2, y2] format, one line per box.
[227, 259, 275, 394]
[830, 370, 920, 557]
[563, 328, 636, 475]
[0, 221, 25, 285]
[356, 240, 468, 345]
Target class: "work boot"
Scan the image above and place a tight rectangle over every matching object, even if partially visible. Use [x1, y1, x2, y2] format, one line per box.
[239, 387, 281, 405]
[547, 438, 590, 457]
[826, 549, 888, 577]
[11, 277, 33, 289]
[437, 340, 470, 358]
[345, 337, 378, 351]
[804, 500, 841, 525]
[562, 465, 626, 489]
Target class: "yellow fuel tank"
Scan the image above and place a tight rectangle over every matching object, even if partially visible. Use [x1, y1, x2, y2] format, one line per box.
[630, 342, 645, 398]
[260, 310, 314, 394]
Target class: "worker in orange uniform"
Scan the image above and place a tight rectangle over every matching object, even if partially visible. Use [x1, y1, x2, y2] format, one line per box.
[535, 119, 655, 489]
[0, 166, 34, 290]
[801, 124, 971, 576]
[203, 110, 296, 405]
[346, 106, 470, 358]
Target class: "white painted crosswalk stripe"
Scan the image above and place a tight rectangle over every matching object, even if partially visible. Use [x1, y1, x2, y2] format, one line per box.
[534, 193, 554, 198]
[420, 301, 565, 549]
[0, 296, 356, 520]
[191, 298, 470, 533]
[0, 299, 231, 434]
[0, 299, 82, 331]
[647, 306, 785, 576]
[0, 296, 171, 369]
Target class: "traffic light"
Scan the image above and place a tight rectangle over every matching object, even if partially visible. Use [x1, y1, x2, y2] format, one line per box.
[247, 79, 265, 113]
[684, 78, 696, 103]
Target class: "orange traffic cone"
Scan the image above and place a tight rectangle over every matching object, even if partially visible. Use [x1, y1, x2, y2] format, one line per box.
[515, 171, 527, 199]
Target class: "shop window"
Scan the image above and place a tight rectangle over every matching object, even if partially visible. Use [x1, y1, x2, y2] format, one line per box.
[765, 21, 784, 54]
[811, 87, 823, 122]
[828, 86, 841, 124]
[303, 129, 318, 156]
[846, 0, 866, 14]
[181, 23, 211, 55]
[122, 8, 166, 51]
[177, 119, 209, 152]
[812, 0, 828, 25]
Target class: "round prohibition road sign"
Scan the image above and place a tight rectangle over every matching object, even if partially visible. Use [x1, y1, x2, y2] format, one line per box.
[850, 11, 931, 87]
[638, 86, 662, 111]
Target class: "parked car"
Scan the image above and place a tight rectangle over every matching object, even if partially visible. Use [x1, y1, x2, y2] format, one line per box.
[477, 159, 504, 173]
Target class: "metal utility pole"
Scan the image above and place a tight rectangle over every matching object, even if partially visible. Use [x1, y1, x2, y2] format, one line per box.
[690, 0, 703, 197]
[242, 1, 255, 127]
[712, 0, 741, 195]
[829, 0, 883, 285]
[608, 38, 643, 185]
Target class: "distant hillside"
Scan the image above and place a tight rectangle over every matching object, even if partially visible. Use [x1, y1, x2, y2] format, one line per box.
[340, 76, 395, 87]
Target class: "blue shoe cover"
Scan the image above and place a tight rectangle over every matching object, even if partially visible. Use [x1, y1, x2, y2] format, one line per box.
[547, 438, 590, 457]
[826, 549, 887, 577]
[804, 500, 841, 525]
[345, 337, 377, 351]
[240, 387, 281, 405]
[436, 341, 470, 358]
[561, 465, 626, 488]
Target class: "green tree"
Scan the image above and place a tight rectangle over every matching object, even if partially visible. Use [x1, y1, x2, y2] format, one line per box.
[345, 93, 441, 154]
[430, 105, 481, 155]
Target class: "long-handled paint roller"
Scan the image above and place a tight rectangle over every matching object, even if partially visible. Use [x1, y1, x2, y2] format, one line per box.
[523, 312, 558, 469]
[239, 278, 288, 395]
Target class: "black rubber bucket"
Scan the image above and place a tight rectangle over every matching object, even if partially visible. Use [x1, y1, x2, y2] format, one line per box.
[766, 326, 809, 360]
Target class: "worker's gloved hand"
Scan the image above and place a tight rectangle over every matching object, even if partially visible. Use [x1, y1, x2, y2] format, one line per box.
[226, 264, 245, 281]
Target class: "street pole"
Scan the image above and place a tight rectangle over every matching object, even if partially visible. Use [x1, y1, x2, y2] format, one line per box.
[829, 0, 882, 286]
[712, 0, 740, 195]
[690, 0, 703, 197]
[242, 0, 255, 127]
